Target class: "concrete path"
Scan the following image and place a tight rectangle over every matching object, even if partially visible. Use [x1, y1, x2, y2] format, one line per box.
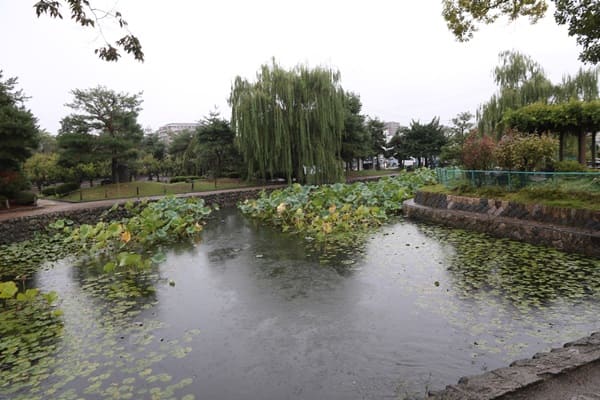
[0, 185, 284, 222]
[0, 174, 398, 223]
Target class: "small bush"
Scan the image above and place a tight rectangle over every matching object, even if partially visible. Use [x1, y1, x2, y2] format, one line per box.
[11, 191, 37, 206]
[221, 171, 241, 179]
[41, 182, 80, 196]
[0, 195, 7, 209]
[0, 171, 30, 197]
[41, 186, 57, 196]
[553, 160, 588, 172]
[169, 176, 201, 183]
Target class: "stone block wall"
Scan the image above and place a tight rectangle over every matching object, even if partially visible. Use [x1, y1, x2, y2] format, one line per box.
[414, 191, 600, 231]
[405, 191, 600, 258]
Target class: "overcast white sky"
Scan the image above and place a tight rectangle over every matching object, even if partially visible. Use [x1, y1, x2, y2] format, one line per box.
[0, 1, 587, 134]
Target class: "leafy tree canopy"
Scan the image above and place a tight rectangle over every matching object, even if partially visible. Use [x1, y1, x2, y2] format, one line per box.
[0, 71, 39, 172]
[59, 86, 144, 182]
[34, 0, 144, 61]
[477, 50, 599, 137]
[395, 117, 447, 167]
[193, 111, 238, 184]
[442, 0, 600, 63]
[230, 60, 345, 184]
[341, 92, 370, 167]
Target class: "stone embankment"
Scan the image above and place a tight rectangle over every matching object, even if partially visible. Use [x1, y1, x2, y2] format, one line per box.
[404, 191, 600, 258]
[429, 332, 600, 400]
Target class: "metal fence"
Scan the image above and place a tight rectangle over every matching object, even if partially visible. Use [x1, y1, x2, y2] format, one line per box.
[436, 168, 600, 191]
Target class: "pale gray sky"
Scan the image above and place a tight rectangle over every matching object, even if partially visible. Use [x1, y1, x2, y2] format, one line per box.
[0, 1, 586, 134]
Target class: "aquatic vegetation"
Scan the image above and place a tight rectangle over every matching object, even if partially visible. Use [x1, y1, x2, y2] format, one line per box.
[0, 280, 63, 395]
[66, 196, 214, 272]
[0, 196, 214, 397]
[238, 169, 436, 245]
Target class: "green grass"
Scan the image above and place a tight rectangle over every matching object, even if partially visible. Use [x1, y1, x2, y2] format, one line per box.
[54, 179, 254, 202]
[346, 169, 400, 178]
[422, 181, 600, 211]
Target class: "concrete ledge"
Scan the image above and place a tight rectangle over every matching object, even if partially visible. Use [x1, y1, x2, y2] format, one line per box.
[403, 194, 600, 258]
[429, 332, 600, 399]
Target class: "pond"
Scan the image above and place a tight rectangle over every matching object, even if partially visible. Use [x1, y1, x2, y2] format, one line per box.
[3, 207, 600, 399]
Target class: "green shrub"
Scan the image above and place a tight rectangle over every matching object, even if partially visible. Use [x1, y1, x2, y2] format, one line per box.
[41, 186, 56, 196]
[169, 176, 201, 183]
[221, 171, 241, 179]
[0, 171, 30, 197]
[11, 191, 37, 206]
[0, 195, 7, 209]
[553, 160, 588, 172]
[41, 182, 80, 196]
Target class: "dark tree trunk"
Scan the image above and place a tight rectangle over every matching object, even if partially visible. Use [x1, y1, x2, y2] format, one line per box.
[578, 131, 586, 165]
[559, 132, 565, 161]
[111, 158, 119, 183]
[592, 131, 597, 167]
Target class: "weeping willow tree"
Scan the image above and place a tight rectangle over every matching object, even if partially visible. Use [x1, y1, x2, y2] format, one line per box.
[478, 51, 600, 138]
[478, 51, 554, 137]
[229, 60, 345, 184]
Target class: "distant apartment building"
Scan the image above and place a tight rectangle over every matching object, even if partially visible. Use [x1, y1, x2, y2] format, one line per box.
[383, 121, 401, 142]
[156, 123, 201, 143]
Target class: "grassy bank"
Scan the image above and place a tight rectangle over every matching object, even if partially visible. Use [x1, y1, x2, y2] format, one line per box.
[51, 179, 253, 202]
[423, 182, 600, 211]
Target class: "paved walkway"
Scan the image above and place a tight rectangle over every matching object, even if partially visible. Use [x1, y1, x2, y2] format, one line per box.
[0, 185, 284, 222]
[0, 174, 398, 223]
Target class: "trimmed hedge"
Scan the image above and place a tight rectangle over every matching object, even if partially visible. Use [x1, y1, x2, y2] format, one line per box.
[11, 191, 37, 206]
[169, 176, 201, 183]
[41, 182, 80, 196]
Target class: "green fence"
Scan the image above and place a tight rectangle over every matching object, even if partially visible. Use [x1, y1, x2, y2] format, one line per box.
[436, 168, 600, 191]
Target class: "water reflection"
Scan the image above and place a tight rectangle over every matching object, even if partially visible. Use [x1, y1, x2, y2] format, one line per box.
[3, 208, 600, 400]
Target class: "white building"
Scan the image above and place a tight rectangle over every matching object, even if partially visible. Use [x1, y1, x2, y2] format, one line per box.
[383, 121, 401, 142]
[156, 123, 201, 143]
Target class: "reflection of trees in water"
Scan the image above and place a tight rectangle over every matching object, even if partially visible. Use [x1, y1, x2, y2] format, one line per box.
[208, 208, 366, 276]
[415, 223, 600, 306]
[197, 208, 367, 308]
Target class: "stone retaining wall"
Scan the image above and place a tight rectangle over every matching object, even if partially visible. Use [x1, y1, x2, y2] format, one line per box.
[429, 332, 600, 399]
[414, 191, 600, 231]
[0, 187, 275, 245]
[404, 192, 600, 258]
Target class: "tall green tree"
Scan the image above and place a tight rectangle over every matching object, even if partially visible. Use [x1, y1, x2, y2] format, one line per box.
[387, 133, 412, 168]
[60, 86, 144, 183]
[440, 111, 475, 166]
[442, 0, 600, 63]
[168, 130, 196, 176]
[191, 111, 238, 187]
[396, 118, 447, 167]
[478, 51, 554, 137]
[0, 72, 39, 198]
[0, 72, 39, 173]
[34, 0, 144, 62]
[230, 60, 345, 184]
[142, 133, 167, 161]
[341, 92, 369, 171]
[366, 117, 386, 169]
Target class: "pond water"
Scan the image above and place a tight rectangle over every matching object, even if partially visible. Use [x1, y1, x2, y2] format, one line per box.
[4, 207, 600, 399]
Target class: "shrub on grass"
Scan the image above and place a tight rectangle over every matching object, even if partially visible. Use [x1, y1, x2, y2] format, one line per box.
[553, 160, 588, 172]
[169, 176, 201, 183]
[41, 182, 80, 196]
[11, 191, 37, 206]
